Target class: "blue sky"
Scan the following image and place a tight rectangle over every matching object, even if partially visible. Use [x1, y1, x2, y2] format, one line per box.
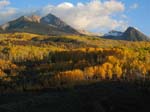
[0, 0, 149, 35]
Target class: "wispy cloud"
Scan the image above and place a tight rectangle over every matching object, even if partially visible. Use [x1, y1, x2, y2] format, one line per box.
[0, 0, 10, 8]
[130, 3, 139, 9]
[0, 0, 17, 24]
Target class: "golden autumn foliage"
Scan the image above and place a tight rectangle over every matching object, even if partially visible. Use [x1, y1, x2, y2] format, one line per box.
[55, 69, 84, 83]
[0, 33, 150, 92]
[0, 69, 6, 78]
[84, 67, 95, 79]
[0, 59, 18, 79]
[102, 62, 113, 79]
[98, 67, 106, 79]
[114, 64, 122, 78]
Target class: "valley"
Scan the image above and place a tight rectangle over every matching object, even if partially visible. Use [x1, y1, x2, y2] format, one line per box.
[0, 11, 149, 112]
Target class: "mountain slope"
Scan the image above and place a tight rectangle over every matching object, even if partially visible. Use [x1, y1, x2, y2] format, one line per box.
[40, 13, 79, 34]
[122, 27, 149, 41]
[0, 14, 79, 35]
[103, 27, 149, 41]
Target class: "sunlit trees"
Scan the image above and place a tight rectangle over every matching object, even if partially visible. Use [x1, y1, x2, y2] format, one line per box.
[0, 69, 6, 79]
[113, 64, 122, 79]
[84, 67, 94, 79]
[0, 59, 18, 83]
[0, 32, 150, 92]
[1, 47, 10, 60]
[102, 62, 113, 79]
[98, 67, 106, 79]
[55, 69, 84, 85]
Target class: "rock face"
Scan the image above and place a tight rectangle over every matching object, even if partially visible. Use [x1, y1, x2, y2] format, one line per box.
[103, 27, 149, 41]
[0, 14, 79, 35]
[40, 13, 79, 34]
[30, 15, 41, 23]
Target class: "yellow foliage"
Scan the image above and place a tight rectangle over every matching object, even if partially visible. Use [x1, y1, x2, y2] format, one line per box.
[0, 69, 6, 78]
[57, 69, 84, 82]
[84, 67, 95, 79]
[102, 62, 113, 70]
[98, 67, 106, 79]
[107, 56, 118, 64]
[114, 64, 122, 78]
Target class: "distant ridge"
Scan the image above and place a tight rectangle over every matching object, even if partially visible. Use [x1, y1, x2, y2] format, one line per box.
[103, 27, 149, 41]
[0, 14, 80, 35]
[122, 27, 149, 41]
[0, 14, 149, 41]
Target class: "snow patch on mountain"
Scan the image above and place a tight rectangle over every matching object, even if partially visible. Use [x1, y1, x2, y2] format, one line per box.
[104, 30, 123, 37]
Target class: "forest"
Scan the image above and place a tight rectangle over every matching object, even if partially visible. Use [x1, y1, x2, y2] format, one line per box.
[0, 33, 150, 93]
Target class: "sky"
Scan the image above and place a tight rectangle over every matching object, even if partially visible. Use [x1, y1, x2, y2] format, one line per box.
[0, 0, 149, 35]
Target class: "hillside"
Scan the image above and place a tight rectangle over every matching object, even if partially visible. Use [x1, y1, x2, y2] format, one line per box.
[0, 14, 79, 35]
[40, 13, 79, 34]
[0, 0, 150, 111]
[0, 14, 149, 42]
[103, 27, 149, 41]
[0, 33, 150, 112]
[122, 27, 149, 41]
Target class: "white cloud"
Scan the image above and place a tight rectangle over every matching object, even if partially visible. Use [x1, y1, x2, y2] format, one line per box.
[40, 0, 128, 32]
[0, 7, 16, 17]
[0, 0, 17, 24]
[130, 3, 139, 9]
[57, 2, 74, 9]
[121, 14, 127, 19]
[104, 0, 125, 14]
[0, 0, 10, 9]
[0, 0, 128, 33]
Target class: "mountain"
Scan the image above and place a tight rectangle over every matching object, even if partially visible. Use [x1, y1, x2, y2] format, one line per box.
[103, 27, 149, 41]
[0, 14, 79, 35]
[40, 13, 79, 34]
[1, 15, 41, 30]
[0, 14, 149, 41]
[122, 27, 149, 41]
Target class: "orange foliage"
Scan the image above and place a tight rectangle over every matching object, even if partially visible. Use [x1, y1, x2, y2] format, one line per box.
[56, 69, 84, 82]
